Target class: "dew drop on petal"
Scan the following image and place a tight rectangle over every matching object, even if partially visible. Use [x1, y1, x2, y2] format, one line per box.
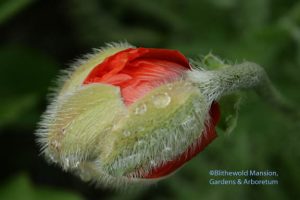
[152, 93, 171, 108]
[134, 103, 147, 115]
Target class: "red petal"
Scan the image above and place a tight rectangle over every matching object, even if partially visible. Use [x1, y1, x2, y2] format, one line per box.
[83, 48, 190, 105]
[142, 102, 220, 179]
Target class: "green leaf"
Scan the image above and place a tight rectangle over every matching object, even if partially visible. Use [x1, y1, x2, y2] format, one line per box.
[0, 174, 83, 200]
[0, 0, 34, 24]
[0, 46, 58, 129]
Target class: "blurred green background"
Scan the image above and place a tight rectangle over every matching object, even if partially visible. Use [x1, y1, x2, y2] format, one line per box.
[1, 0, 300, 199]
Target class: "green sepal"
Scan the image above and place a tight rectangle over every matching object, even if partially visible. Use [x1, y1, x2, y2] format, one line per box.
[218, 93, 242, 134]
[202, 53, 225, 69]
[193, 53, 242, 134]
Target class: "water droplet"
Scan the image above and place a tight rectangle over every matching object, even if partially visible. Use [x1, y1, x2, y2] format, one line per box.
[123, 130, 131, 137]
[134, 103, 147, 115]
[152, 93, 171, 108]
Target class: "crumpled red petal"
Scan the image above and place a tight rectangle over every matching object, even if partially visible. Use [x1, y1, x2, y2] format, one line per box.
[83, 48, 190, 105]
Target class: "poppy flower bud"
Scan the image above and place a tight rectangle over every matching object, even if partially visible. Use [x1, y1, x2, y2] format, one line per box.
[37, 42, 284, 188]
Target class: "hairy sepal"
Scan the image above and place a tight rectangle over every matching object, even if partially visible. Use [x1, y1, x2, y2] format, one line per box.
[58, 42, 134, 96]
[38, 83, 127, 171]
[100, 81, 210, 178]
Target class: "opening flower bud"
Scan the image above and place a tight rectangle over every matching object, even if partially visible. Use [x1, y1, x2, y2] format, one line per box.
[36, 43, 220, 188]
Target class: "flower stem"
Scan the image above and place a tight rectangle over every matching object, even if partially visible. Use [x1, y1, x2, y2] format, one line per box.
[186, 61, 299, 118]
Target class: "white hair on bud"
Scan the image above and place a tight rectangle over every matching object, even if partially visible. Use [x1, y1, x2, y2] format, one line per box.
[186, 61, 266, 104]
[35, 42, 217, 189]
[35, 42, 133, 165]
[47, 41, 135, 100]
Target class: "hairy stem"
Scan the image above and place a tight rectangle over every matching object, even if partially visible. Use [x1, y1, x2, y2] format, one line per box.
[186, 61, 299, 117]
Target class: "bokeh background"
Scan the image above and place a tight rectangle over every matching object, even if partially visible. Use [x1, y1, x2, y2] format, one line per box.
[1, 0, 300, 199]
